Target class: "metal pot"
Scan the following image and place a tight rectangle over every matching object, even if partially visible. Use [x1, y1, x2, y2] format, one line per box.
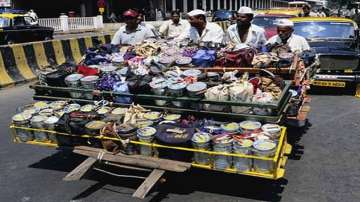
[261, 124, 281, 141]
[183, 69, 202, 78]
[31, 115, 48, 142]
[233, 139, 253, 172]
[137, 127, 157, 156]
[85, 121, 106, 136]
[81, 75, 99, 100]
[253, 140, 277, 173]
[168, 82, 187, 108]
[150, 79, 168, 106]
[191, 132, 211, 165]
[187, 82, 207, 110]
[12, 113, 33, 142]
[212, 135, 233, 171]
[65, 74, 84, 98]
[44, 116, 59, 143]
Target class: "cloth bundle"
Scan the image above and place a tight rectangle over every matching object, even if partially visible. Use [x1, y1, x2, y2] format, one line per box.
[229, 77, 254, 114]
[252, 53, 279, 68]
[216, 48, 256, 67]
[204, 84, 230, 112]
[192, 49, 217, 67]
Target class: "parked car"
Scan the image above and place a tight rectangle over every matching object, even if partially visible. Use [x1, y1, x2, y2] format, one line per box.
[212, 10, 236, 22]
[252, 14, 296, 39]
[0, 13, 54, 45]
[256, 8, 302, 16]
[291, 17, 360, 88]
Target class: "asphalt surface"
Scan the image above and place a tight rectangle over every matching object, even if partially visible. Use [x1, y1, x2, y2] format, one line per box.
[0, 84, 360, 202]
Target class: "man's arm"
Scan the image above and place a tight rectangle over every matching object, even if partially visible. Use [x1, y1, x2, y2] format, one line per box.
[111, 29, 122, 45]
[158, 20, 169, 37]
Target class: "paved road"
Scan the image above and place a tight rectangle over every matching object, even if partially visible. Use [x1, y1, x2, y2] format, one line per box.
[0, 84, 359, 202]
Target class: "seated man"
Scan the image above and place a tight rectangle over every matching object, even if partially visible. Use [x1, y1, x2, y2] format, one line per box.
[137, 12, 160, 38]
[178, 9, 224, 44]
[111, 9, 155, 46]
[266, 19, 310, 53]
[159, 10, 190, 39]
[299, 5, 318, 17]
[226, 6, 266, 50]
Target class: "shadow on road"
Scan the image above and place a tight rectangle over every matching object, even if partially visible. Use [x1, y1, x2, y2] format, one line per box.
[285, 120, 311, 161]
[29, 150, 288, 201]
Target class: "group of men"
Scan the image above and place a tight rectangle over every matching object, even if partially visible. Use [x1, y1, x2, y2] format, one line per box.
[111, 7, 309, 54]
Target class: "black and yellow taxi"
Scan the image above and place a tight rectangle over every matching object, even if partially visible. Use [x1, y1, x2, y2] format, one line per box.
[291, 17, 360, 89]
[0, 12, 54, 45]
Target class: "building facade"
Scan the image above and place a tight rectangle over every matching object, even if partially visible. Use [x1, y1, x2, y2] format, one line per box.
[9, 0, 279, 19]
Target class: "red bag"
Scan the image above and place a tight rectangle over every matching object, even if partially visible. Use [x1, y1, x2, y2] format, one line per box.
[77, 65, 99, 76]
[216, 48, 256, 67]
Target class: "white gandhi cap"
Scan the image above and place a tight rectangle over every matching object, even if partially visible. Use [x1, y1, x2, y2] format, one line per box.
[187, 9, 207, 17]
[237, 6, 254, 15]
[276, 19, 294, 27]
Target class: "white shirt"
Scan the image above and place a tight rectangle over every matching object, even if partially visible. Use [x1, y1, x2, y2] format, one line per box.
[140, 22, 160, 38]
[159, 19, 190, 39]
[179, 22, 224, 44]
[226, 24, 267, 49]
[299, 12, 319, 17]
[111, 25, 155, 45]
[266, 34, 310, 53]
[318, 12, 326, 17]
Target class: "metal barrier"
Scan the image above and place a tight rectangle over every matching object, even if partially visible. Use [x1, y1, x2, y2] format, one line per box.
[0, 34, 112, 88]
[68, 17, 95, 31]
[38, 18, 62, 32]
[38, 15, 104, 32]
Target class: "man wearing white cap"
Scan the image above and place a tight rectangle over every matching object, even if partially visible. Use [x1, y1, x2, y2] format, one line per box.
[226, 6, 266, 50]
[178, 9, 224, 44]
[266, 19, 310, 53]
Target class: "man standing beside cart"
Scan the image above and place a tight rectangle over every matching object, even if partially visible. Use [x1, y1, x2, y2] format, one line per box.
[111, 9, 155, 46]
[225, 6, 267, 50]
[178, 9, 224, 44]
[159, 10, 190, 39]
[265, 19, 310, 53]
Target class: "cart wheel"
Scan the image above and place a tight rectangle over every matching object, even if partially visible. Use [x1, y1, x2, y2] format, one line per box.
[7, 40, 14, 45]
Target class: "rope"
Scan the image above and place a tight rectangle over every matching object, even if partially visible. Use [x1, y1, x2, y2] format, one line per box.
[92, 167, 146, 179]
[97, 151, 105, 162]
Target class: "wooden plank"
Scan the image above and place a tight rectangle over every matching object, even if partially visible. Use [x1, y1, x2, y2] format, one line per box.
[132, 169, 165, 199]
[63, 157, 97, 181]
[104, 161, 152, 172]
[73, 146, 191, 172]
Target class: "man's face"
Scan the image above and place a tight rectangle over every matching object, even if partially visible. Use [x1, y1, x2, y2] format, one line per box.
[137, 14, 144, 23]
[303, 7, 310, 15]
[236, 13, 251, 23]
[236, 13, 252, 29]
[188, 15, 203, 28]
[277, 26, 293, 40]
[171, 14, 180, 24]
[124, 17, 138, 27]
